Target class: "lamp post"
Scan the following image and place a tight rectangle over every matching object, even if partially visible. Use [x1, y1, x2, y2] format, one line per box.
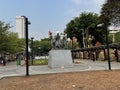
[31, 37, 34, 65]
[71, 37, 74, 63]
[104, 23, 111, 70]
[21, 16, 31, 76]
[82, 29, 85, 48]
[97, 23, 111, 70]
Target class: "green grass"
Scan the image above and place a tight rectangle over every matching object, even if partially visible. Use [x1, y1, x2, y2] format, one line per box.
[29, 59, 48, 65]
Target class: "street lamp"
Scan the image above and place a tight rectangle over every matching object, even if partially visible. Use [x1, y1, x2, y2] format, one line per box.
[21, 16, 31, 76]
[31, 37, 34, 65]
[97, 23, 111, 70]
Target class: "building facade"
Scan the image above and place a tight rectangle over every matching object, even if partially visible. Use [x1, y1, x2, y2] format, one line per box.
[16, 16, 25, 38]
[109, 26, 120, 43]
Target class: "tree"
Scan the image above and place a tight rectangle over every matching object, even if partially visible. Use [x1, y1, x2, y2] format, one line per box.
[7, 32, 25, 54]
[65, 18, 82, 47]
[30, 38, 51, 56]
[7, 32, 19, 53]
[108, 34, 113, 43]
[115, 32, 120, 43]
[32, 40, 40, 56]
[100, 0, 120, 26]
[39, 38, 51, 55]
[0, 21, 11, 53]
[65, 12, 105, 48]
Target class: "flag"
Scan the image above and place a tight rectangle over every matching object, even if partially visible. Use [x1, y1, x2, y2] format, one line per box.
[48, 29, 52, 38]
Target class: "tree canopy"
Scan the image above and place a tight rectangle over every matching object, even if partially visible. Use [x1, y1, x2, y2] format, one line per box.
[0, 21, 11, 53]
[100, 0, 120, 26]
[7, 32, 25, 54]
[30, 38, 51, 56]
[65, 12, 105, 48]
[0, 20, 25, 54]
[115, 32, 120, 43]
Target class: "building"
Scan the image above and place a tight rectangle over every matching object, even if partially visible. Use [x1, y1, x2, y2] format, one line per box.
[109, 26, 120, 42]
[16, 16, 25, 38]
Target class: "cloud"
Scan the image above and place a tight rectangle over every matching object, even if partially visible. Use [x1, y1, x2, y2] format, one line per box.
[71, 0, 105, 6]
[66, 0, 105, 17]
[92, 0, 105, 7]
[70, 0, 82, 5]
[70, 0, 106, 14]
[91, 0, 105, 14]
[64, 0, 106, 26]
[67, 9, 81, 17]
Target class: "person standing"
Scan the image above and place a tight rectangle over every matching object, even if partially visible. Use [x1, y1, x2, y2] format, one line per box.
[114, 48, 119, 62]
[1, 56, 6, 66]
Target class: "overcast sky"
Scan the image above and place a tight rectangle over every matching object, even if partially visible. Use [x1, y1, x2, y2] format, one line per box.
[0, 0, 105, 40]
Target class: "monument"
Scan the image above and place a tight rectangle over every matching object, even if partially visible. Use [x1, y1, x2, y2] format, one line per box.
[48, 31, 73, 68]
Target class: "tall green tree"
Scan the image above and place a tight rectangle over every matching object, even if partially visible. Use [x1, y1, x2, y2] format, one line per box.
[100, 0, 120, 26]
[0, 21, 11, 53]
[65, 12, 104, 48]
[7, 32, 25, 54]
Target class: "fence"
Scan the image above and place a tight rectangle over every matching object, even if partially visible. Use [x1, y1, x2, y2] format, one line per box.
[71, 43, 120, 62]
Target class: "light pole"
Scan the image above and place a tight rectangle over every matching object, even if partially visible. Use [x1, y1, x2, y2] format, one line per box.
[97, 23, 111, 70]
[104, 23, 111, 70]
[82, 29, 85, 48]
[21, 16, 31, 76]
[71, 37, 74, 63]
[31, 37, 34, 65]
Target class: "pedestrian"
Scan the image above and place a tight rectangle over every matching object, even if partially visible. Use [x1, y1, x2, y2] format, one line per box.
[114, 49, 119, 62]
[3, 56, 6, 66]
[1, 56, 6, 66]
[92, 51, 95, 62]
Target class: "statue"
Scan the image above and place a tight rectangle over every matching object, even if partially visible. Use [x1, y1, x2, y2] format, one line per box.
[88, 35, 95, 47]
[60, 33, 67, 49]
[48, 31, 73, 68]
[49, 31, 67, 49]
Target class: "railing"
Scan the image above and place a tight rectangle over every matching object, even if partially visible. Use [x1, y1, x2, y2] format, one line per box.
[71, 43, 120, 62]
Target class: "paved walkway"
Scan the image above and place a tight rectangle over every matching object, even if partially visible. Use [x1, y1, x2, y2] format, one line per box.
[0, 60, 120, 79]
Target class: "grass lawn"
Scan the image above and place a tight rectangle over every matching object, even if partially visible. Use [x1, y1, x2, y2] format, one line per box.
[29, 59, 48, 65]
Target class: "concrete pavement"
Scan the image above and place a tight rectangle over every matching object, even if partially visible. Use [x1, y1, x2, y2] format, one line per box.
[0, 60, 120, 79]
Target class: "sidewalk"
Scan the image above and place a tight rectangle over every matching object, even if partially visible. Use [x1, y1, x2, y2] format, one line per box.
[0, 60, 120, 79]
